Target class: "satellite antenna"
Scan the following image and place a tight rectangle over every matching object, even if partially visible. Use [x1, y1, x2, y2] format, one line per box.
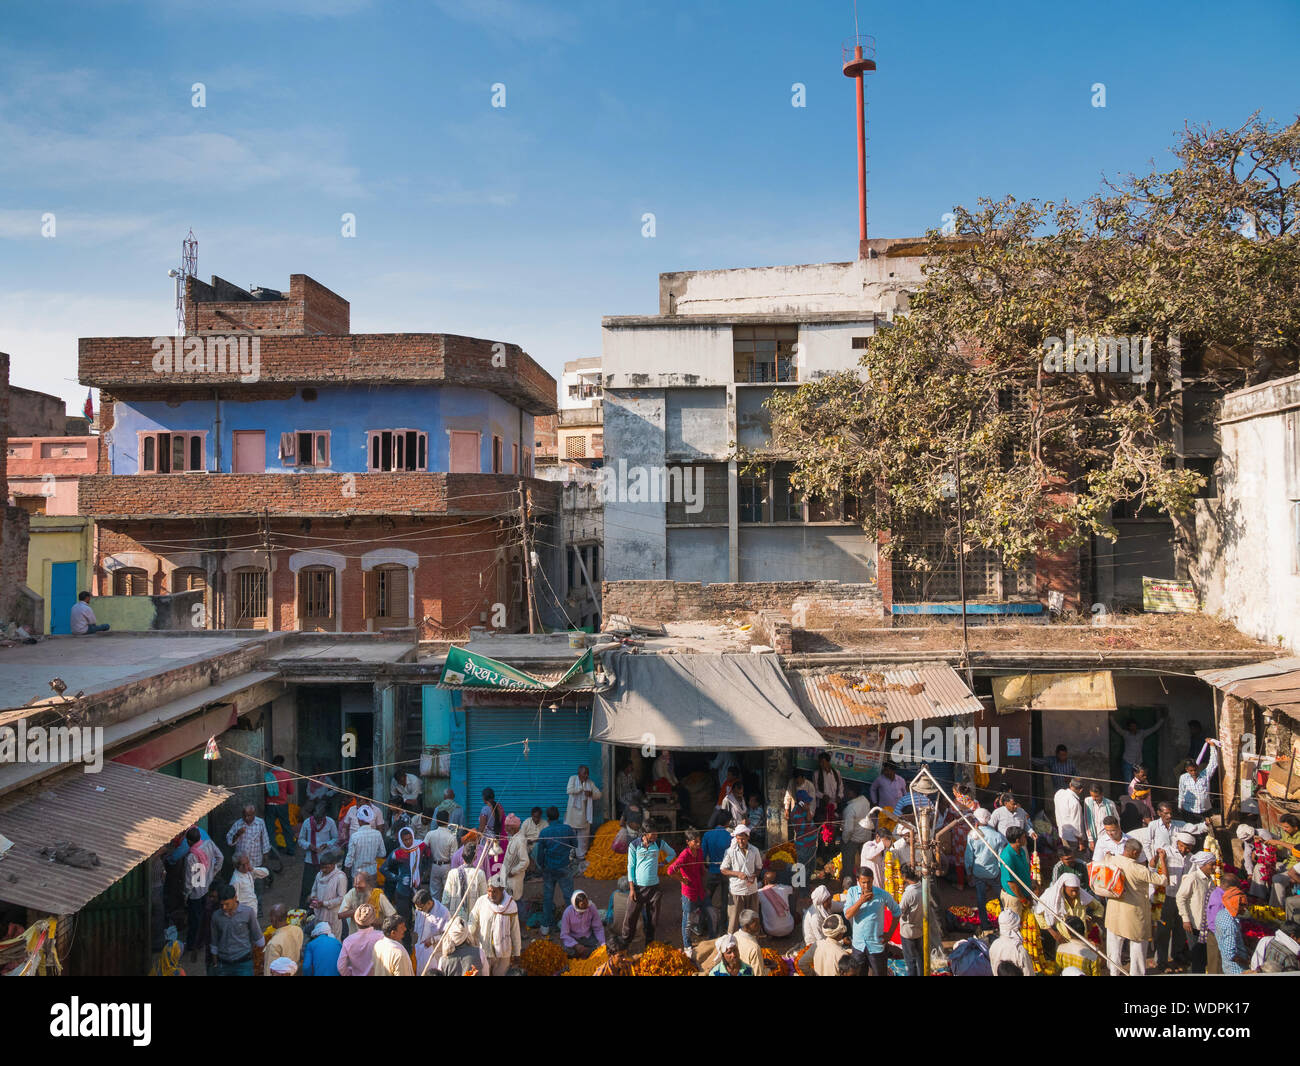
[168, 229, 198, 336]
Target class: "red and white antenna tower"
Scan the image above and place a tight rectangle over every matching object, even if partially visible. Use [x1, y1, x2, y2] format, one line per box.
[842, 5, 876, 258]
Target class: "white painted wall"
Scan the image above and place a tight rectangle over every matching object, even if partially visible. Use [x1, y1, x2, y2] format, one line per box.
[602, 325, 734, 388]
[660, 253, 926, 317]
[1194, 374, 1300, 653]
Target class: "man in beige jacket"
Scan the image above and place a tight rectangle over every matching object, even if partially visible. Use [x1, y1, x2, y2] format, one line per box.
[1103, 838, 1167, 976]
[1176, 849, 1216, 973]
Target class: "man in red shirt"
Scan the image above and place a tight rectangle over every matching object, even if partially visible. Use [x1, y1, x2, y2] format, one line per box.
[265, 755, 297, 856]
[667, 828, 715, 959]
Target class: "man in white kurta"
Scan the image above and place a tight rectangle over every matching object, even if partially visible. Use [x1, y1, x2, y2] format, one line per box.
[1053, 779, 1087, 852]
[412, 889, 452, 975]
[309, 855, 349, 938]
[469, 878, 521, 976]
[501, 814, 531, 900]
[565, 765, 602, 859]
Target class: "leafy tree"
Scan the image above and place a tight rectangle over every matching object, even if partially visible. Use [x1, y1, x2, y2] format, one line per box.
[766, 116, 1299, 568]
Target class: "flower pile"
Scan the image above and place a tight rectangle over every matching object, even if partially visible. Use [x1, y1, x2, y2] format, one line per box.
[1248, 904, 1286, 924]
[634, 941, 698, 976]
[765, 842, 797, 867]
[762, 948, 792, 975]
[519, 938, 569, 977]
[947, 900, 1001, 928]
[565, 945, 607, 976]
[582, 821, 626, 880]
[583, 820, 672, 880]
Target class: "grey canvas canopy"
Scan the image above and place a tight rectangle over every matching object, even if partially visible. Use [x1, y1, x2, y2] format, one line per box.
[591, 652, 826, 750]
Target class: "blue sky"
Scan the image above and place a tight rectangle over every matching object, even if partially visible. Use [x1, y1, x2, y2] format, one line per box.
[2, 0, 1297, 410]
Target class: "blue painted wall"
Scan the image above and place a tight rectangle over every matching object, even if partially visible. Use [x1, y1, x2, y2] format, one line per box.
[107, 385, 534, 475]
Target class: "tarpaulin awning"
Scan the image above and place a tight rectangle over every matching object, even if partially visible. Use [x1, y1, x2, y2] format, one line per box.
[591, 653, 826, 750]
[1197, 657, 1300, 718]
[992, 671, 1116, 713]
[0, 761, 230, 915]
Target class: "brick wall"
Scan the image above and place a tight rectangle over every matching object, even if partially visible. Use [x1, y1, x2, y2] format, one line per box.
[94, 515, 534, 635]
[79, 472, 560, 519]
[187, 274, 351, 335]
[6, 386, 67, 437]
[81, 332, 556, 415]
[754, 609, 792, 653]
[0, 352, 33, 623]
[602, 579, 886, 621]
[791, 592, 885, 627]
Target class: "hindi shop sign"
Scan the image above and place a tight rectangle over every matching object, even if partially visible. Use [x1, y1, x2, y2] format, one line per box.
[1142, 577, 1198, 614]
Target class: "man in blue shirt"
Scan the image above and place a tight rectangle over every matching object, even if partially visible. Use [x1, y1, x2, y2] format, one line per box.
[963, 809, 1008, 931]
[843, 867, 899, 976]
[623, 828, 676, 947]
[300, 921, 342, 976]
[537, 805, 578, 935]
[702, 820, 733, 919]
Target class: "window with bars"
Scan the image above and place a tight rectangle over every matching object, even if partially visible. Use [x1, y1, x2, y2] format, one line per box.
[737, 462, 836, 524]
[365, 565, 410, 621]
[298, 567, 335, 625]
[368, 429, 428, 472]
[112, 567, 149, 596]
[140, 432, 204, 473]
[733, 325, 799, 383]
[891, 515, 1036, 602]
[231, 567, 268, 628]
[279, 431, 331, 468]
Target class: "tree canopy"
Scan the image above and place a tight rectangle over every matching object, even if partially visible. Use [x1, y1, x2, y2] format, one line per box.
[766, 115, 1300, 566]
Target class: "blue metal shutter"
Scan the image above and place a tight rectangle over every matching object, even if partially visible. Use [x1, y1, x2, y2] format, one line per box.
[465, 706, 603, 823]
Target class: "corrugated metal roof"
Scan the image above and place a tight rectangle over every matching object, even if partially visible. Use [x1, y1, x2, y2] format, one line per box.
[787, 664, 982, 729]
[0, 762, 230, 915]
[1197, 658, 1300, 717]
[1196, 657, 1300, 688]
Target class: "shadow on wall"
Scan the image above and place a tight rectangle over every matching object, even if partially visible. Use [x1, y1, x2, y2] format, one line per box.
[1189, 451, 1241, 603]
[87, 589, 206, 632]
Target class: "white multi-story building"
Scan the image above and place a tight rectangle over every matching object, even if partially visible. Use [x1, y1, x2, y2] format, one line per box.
[600, 239, 929, 586]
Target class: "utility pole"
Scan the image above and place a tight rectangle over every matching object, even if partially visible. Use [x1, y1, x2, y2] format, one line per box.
[518, 482, 537, 634]
[908, 768, 942, 977]
[261, 507, 275, 632]
[954, 451, 973, 690]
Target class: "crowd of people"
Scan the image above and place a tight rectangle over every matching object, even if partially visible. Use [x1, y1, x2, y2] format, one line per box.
[157, 729, 1300, 976]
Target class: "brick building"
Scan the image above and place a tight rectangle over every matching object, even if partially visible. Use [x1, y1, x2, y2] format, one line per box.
[78, 274, 559, 636]
[0, 352, 34, 627]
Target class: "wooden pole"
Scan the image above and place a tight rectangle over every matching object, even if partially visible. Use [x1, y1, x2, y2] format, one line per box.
[519, 482, 537, 634]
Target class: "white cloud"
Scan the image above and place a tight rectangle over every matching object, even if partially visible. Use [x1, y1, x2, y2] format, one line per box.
[0, 291, 174, 410]
[430, 0, 581, 42]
